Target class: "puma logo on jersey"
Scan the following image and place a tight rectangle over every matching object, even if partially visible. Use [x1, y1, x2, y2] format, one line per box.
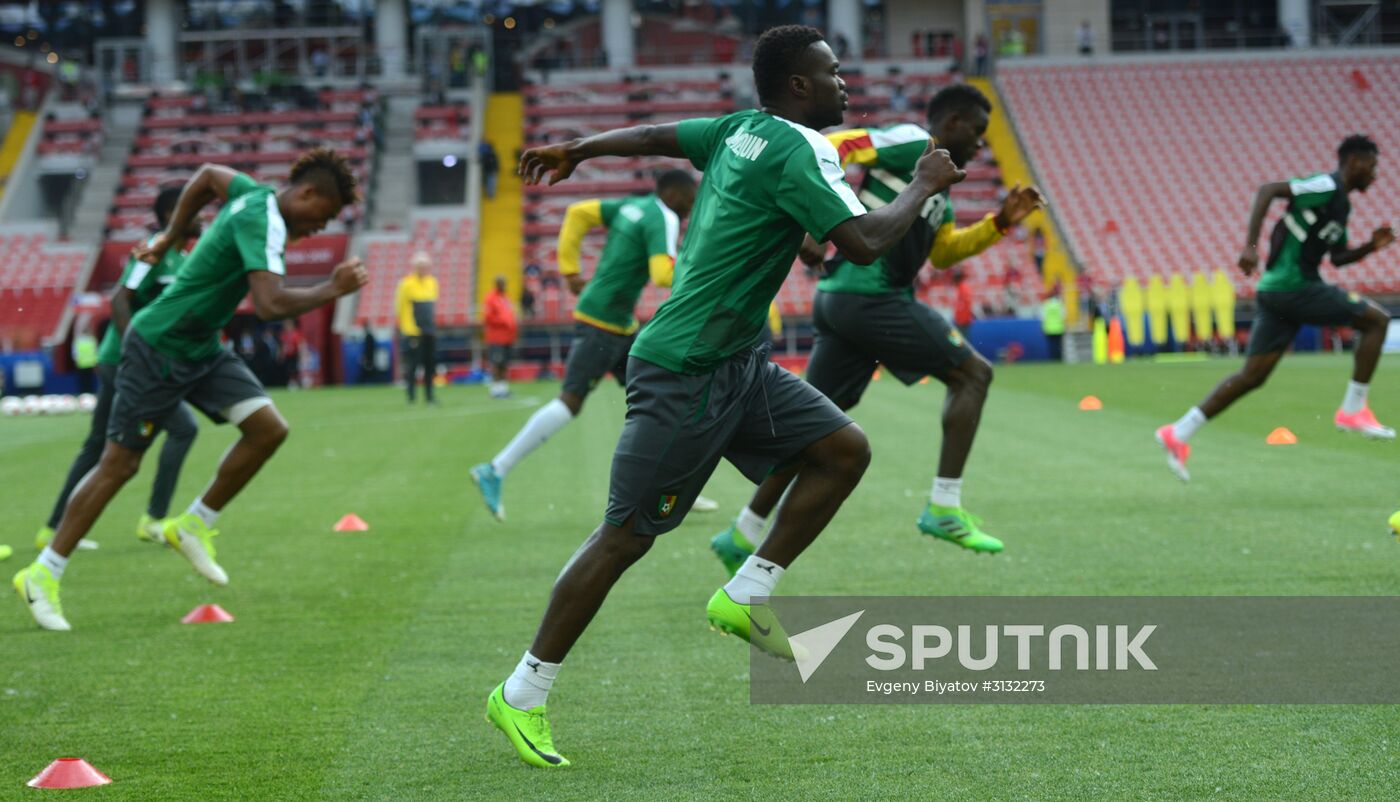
[726, 130, 769, 162]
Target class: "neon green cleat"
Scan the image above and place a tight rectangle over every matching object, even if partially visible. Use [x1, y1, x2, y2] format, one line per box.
[705, 588, 804, 662]
[709, 524, 754, 578]
[14, 563, 70, 631]
[137, 514, 168, 544]
[917, 504, 1004, 553]
[485, 683, 570, 768]
[0, 545, 12, 562]
[34, 526, 98, 552]
[164, 514, 228, 585]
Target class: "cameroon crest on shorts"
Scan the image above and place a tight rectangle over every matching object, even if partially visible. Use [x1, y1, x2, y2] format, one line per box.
[139, 420, 156, 439]
[948, 329, 965, 347]
[658, 494, 678, 518]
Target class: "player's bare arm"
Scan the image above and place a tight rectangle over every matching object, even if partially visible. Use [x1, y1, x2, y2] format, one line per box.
[1331, 225, 1396, 267]
[519, 124, 686, 186]
[1238, 181, 1292, 274]
[247, 258, 368, 321]
[828, 143, 965, 265]
[134, 164, 240, 265]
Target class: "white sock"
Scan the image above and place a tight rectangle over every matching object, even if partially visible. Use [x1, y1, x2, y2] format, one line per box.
[723, 555, 785, 604]
[37, 547, 68, 580]
[930, 477, 962, 508]
[1172, 407, 1208, 443]
[502, 651, 560, 710]
[492, 399, 574, 478]
[187, 498, 220, 528]
[734, 506, 767, 549]
[1342, 381, 1369, 414]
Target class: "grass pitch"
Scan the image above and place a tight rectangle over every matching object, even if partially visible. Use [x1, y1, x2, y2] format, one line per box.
[2, 354, 1398, 800]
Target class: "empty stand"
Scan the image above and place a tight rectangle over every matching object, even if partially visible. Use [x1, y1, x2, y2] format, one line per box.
[0, 230, 92, 349]
[358, 216, 477, 328]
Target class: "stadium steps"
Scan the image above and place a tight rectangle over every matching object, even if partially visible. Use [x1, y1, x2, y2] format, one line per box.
[0, 110, 36, 204]
[477, 92, 524, 307]
[370, 95, 419, 232]
[972, 76, 1078, 315]
[68, 111, 140, 244]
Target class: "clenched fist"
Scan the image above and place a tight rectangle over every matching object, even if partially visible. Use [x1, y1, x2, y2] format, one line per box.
[914, 142, 966, 193]
[331, 257, 369, 295]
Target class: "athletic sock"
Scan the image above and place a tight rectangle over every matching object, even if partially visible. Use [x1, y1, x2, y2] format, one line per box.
[37, 547, 68, 581]
[187, 498, 220, 528]
[1342, 381, 1369, 414]
[723, 555, 785, 605]
[733, 506, 766, 550]
[930, 477, 963, 509]
[492, 399, 574, 478]
[502, 651, 560, 710]
[1172, 407, 1208, 443]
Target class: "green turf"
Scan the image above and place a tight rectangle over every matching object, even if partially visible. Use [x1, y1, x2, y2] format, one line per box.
[2, 354, 1398, 800]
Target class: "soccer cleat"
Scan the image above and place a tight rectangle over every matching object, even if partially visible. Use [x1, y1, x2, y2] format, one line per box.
[485, 683, 570, 768]
[1335, 407, 1396, 440]
[1154, 424, 1191, 481]
[137, 514, 169, 544]
[164, 514, 228, 586]
[917, 505, 1004, 553]
[691, 495, 719, 513]
[0, 545, 11, 562]
[705, 588, 804, 661]
[13, 563, 70, 631]
[469, 463, 505, 521]
[709, 525, 754, 578]
[34, 527, 98, 551]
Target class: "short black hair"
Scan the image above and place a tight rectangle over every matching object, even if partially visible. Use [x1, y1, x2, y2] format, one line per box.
[655, 169, 695, 194]
[927, 84, 992, 125]
[289, 147, 359, 205]
[752, 25, 826, 105]
[1338, 134, 1378, 163]
[154, 185, 183, 226]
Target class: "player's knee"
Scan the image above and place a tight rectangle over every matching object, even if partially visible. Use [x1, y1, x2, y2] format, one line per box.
[593, 520, 652, 562]
[967, 355, 994, 391]
[100, 446, 142, 483]
[249, 414, 290, 453]
[830, 424, 872, 485]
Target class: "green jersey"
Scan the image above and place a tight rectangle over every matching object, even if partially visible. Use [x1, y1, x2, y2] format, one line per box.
[818, 124, 951, 296]
[131, 173, 287, 361]
[1257, 172, 1350, 293]
[630, 110, 865, 374]
[574, 193, 680, 334]
[98, 234, 186, 365]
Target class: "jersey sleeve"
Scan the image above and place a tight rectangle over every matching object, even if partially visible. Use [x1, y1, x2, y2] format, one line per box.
[1288, 173, 1337, 210]
[677, 114, 746, 171]
[598, 198, 626, 227]
[644, 202, 681, 260]
[557, 199, 605, 276]
[120, 234, 164, 293]
[776, 134, 867, 241]
[827, 124, 930, 170]
[227, 171, 261, 200]
[232, 192, 288, 275]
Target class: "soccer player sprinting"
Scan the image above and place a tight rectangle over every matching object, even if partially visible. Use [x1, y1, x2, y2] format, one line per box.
[1156, 135, 1396, 480]
[486, 25, 965, 768]
[710, 84, 1045, 569]
[13, 149, 368, 631]
[34, 187, 201, 553]
[469, 170, 698, 520]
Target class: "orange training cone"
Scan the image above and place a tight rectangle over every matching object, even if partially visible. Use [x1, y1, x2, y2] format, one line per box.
[334, 514, 369, 532]
[181, 604, 234, 624]
[1266, 427, 1297, 445]
[1078, 395, 1103, 411]
[28, 758, 112, 788]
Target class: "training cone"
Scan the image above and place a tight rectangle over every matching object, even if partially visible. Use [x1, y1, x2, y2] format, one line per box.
[334, 513, 369, 532]
[181, 604, 234, 624]
[1078, 395, 1103, 411]
[27, 758, 112, 788]
[1266, 427, 1298, 445]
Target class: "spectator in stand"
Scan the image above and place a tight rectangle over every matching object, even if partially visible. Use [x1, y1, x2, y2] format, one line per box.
[479, 139, 500, 201]
[953, 268, 976, 336]
[483, 275, 518, 399]
[358, 322, 383, 382]
[280, 320, 304, 389]
[396, 251, 440, 405]
[889, 83, 909, 114]
[975, 33, 990, 76]
[1041, 285, 1066, 362]
[1077, 21, 1094, 55]
[1032, 228, 1046, 275]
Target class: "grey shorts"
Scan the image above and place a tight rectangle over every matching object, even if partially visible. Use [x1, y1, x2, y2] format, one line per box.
[108, 331, 268, 451]
[487, 344, 511, 368]
[605, 345, 854, 535]
[1247, 284, 1372, 356]
[807, 290, 974, 409]
[561, 323, 633, 398]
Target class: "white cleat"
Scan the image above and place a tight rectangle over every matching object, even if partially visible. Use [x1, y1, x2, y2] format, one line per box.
[164, 517, 229, 586]
[13, 565, 71, 631]
[691, 495, 720, 513]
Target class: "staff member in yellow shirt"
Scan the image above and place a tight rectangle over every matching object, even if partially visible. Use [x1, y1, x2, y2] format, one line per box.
[396, 251, 440, 404]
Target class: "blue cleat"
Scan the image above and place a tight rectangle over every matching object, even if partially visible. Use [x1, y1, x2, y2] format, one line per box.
[470, 462, 506, 521]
